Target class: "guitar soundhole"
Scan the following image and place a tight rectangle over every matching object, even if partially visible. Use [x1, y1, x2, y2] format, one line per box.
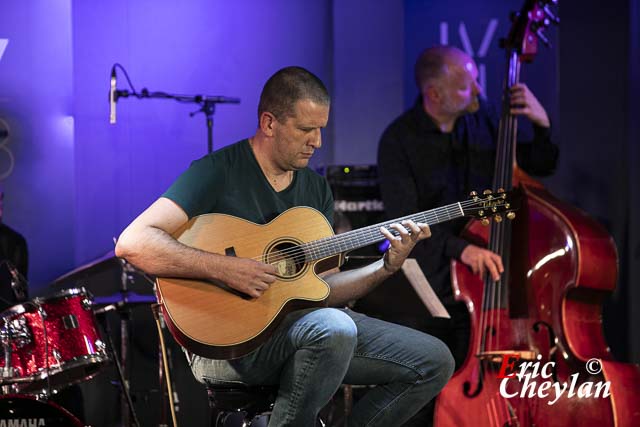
[266, 241, 307, 280]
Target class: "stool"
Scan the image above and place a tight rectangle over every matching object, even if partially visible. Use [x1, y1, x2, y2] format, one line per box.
[207, 384, 278, 427]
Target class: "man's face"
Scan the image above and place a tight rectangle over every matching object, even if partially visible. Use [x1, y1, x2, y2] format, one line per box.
[271, 99, 329, 171]
[439, 57, 482, 116]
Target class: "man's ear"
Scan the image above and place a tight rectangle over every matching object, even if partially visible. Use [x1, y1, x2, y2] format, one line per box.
[425, 85, 440, 104]
[259, 112, 276, 137]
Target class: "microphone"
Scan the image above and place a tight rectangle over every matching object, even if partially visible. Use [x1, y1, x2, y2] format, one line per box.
[109, 67, 117, 124]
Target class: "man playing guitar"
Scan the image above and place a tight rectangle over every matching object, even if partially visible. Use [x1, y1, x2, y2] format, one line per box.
[115, 66, 454, 426]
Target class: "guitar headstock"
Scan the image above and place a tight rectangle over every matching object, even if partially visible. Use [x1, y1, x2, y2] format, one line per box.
[503, 0, 559, 61]
[461, 189, 521, 225]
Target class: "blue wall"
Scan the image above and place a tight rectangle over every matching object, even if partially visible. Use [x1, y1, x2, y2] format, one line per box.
[0, 1, 76, 286]
[332, 0, 404, 164]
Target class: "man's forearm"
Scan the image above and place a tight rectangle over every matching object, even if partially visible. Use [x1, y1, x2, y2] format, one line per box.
[324, 258, 395, 307]
[116, 226, 224, 281]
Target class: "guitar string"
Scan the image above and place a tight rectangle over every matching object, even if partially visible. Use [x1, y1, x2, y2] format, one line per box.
[253, 200, 473, 265]
[484, 51, 519, 356]
[234, 196, 511, 267]
[254, 197, 508, 266]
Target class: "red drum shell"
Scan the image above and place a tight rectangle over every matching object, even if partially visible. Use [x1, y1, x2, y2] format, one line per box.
[0, 288, 109, 392]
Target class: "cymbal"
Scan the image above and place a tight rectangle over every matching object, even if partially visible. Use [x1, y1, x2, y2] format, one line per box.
[93, 291, 157, 306]
[53, 250, 120, 285]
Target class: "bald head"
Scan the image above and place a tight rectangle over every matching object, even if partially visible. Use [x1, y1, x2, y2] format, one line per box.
[415, 46, 482, 120]
[258, 66, 330, 123]
[415, 46, 476, 92]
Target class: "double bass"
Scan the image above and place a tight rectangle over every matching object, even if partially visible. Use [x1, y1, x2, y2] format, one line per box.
[434, 1, 640, 426]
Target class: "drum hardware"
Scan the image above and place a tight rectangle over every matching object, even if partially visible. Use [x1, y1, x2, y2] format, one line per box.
[62, 314, 79, 329]
[52, 349, 62, 364]
[118, 257, 144, 427]
[1, 318, 15, 379]
[39, 303, 53, 397]
[89, 257, 154, 427]
[92, 291, 156, 306]
[94, 305, 141, 427]
[7, 316, 32, 348]
[52, 250, 120, 286]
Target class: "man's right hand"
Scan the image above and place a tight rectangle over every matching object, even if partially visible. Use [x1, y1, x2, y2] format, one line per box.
[217, 256, 278, 298]
[460, 244, 503, 281]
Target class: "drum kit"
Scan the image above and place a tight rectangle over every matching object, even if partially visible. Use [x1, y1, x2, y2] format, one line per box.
[0, 255, 165, 427]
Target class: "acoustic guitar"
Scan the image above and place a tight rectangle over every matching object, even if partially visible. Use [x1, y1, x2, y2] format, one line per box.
[156, 190, 516, 359]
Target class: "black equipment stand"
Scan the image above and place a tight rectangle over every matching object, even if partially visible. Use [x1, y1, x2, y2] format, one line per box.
[110, 63, 240, 153]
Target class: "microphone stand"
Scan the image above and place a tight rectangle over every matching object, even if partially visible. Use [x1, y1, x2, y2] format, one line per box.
[114, 87, 240, 153]
[117, 259, 140, 427]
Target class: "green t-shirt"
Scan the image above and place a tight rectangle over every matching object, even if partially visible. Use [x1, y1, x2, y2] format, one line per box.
[162, 139, 334, 225]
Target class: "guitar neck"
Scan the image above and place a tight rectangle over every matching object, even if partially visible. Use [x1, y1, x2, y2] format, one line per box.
[304, 202, 465, 261]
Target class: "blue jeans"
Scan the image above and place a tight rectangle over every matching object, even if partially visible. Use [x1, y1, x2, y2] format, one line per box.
[189, 308, 454, 426]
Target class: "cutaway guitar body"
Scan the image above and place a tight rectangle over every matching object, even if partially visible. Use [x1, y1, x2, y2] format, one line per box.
[156, 207, 339, 359]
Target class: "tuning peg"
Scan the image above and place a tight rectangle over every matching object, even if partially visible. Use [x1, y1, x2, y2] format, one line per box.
[536, 29, 551, 47]
[494, 214, 503, 223]
[497, 188, 505, 193]
[481, 218, 490, 226]
[482, 189, 492, 195]
[507, 212, 516, 220]
[543, 4, 560, 25]
[469, 190, 478, 197]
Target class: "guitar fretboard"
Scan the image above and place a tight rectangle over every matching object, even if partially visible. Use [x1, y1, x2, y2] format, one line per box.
[302, 202, 465, 261]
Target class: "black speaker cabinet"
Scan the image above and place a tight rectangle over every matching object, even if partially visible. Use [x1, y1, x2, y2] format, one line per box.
[319, 165, 386, 264]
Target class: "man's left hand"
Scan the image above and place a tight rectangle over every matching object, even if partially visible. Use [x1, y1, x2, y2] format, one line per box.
[379, 220, 431, 273]
[510, 83, 550, 128]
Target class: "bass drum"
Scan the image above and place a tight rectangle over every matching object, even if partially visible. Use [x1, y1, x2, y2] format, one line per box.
[0, 394, 83, 426]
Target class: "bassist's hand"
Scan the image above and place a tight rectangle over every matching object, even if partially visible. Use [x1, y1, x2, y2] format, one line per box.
[218, 257, 278, 298]
[460, 244, 503, 281]
[510, 83, 550, 128]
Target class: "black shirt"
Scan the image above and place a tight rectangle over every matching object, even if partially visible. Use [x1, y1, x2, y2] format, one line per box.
[377, 97, 558, 303]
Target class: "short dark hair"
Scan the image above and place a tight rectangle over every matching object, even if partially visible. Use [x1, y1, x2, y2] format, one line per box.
[258, 66, 330, 122]
[414, 46, 451, 90]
